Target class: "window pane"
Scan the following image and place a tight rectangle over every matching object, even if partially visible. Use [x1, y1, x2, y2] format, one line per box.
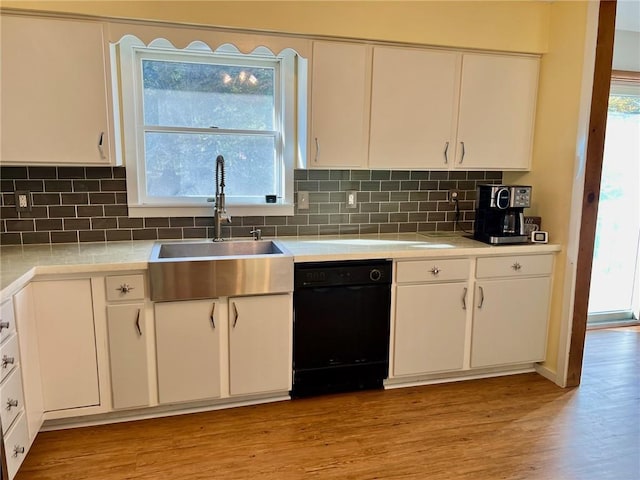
[144, 132, 278, 199]
[142, 59, 275, 130]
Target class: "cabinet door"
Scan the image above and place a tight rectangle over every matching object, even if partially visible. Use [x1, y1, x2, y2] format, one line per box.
[394, 283, 468, 376]
[455, 54, 539, 170]
[0, 15, 111, 165]
[13, 285, 44, 442]
[471, 276, 550, 367]
[229, 294, 291, 396]
[106, 304, 150, 409]
[155, 300, 221, 404]
[310, 42, 370, 168]
[369, 46, 459, 169]
[32, 280, 100, 411]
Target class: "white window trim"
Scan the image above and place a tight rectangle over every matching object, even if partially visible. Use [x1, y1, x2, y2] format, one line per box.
[112, 35, 306, 217]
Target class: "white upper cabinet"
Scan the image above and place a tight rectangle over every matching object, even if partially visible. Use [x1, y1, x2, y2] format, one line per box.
[310, 41, 371, 168]
[369, 46, 459, 170]
[0, 14, 112, 165]
[454, 53, 539, 170]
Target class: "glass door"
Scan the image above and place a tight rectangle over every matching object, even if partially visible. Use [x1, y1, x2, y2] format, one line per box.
[588, 80, 640, 326]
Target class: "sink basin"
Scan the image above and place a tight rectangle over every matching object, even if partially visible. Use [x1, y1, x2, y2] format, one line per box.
[148, 240, 293, 302]
[156, 240, 284, 259]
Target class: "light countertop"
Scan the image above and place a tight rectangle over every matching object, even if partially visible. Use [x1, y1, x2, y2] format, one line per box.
[0, 233, 561, 297]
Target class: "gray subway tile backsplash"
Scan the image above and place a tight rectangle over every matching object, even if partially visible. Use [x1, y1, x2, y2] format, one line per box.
[0, 166, 501, 245]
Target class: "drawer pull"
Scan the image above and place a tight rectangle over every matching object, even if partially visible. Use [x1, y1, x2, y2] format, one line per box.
[511, 262, 522, 271]
[0, 321, 10, 331]
[232, 302, 239, 328]
[462, 287, 468, 310]
[12, 445, 25, 457]
[210, 303, 216, 329]
[135, 309, 142, 336]
[477, 286, 485, 309]
[430, 266, 440, 276]
[2, 355, 15, 369]
[443, 141, 449, 164]
[117, 284, 134, 294]
[6, 398, 19, 410]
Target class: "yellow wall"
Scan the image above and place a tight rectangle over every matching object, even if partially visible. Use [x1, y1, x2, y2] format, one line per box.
[504, 1, 591, 372]
[3, 1, 550, 53]
[2, 0, 594, 376]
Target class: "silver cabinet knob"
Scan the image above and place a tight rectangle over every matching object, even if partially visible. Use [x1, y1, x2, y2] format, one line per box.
[12, 445, 25, 457]
[0, 321, 10, 331]
[6, 398, 18, 410]
[430, 266, 440, 275]
[117, 284, 134, 294]
[2, 355, 15, 369]
[512, 262, 522, 271]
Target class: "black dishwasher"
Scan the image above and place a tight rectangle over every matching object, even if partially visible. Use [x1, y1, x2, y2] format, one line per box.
[292, 260, 392, 397]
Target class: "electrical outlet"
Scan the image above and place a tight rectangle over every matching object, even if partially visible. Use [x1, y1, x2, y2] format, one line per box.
[346, 190, 358, 209]
[448, 189, 460, 204]
[14, 191, 32, 212]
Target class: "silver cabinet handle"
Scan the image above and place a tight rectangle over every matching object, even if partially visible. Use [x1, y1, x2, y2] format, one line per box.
[459, 141, 465, 164]
[98, 131, 106, 159]
[12, 445, 25, 457]
[135, 309, 142, 336]
[512, 262, 522, 271]
[0, 321, 10, 331]
[6, 398, 18, 410]
[2, 355, 15, 369]
[477, 286, 484, 309]
[210, 303, 216, 329]
[430, 266, 440, 276]
[444, 141, 449, 164]
[117, 284, 134, 294]
[462, 287, 468, 310]
[314, 137, 320, 163]
[232, 302, 239, 328]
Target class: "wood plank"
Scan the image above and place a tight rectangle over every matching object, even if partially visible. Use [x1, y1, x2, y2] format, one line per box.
[567, 0, 617, 388]
[16, 327, 639, 480]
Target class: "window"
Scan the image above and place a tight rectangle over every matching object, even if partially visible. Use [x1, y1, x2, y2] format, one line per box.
[114, 37, 306, 217]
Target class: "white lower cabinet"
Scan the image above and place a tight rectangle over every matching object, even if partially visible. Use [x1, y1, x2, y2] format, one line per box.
[229, 294, 292, 396]
[32, 280, 100, 411]
[393, 258, 470, 377]
[3, 411, 29, 480]
[106, 304, 150, 409]
[394, 282, 468, 376]
[155, 300, 221, 404]
[470, 254, 553, 368]
[471, 276, 551, 367]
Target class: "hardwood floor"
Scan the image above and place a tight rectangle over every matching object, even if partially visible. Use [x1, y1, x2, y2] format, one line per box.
[15, 327, 639, 480]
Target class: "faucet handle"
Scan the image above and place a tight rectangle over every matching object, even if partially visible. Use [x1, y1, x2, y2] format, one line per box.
[250, 227, 262, 241]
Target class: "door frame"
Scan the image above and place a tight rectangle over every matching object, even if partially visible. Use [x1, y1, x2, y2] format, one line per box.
[561, 0, 617, 387]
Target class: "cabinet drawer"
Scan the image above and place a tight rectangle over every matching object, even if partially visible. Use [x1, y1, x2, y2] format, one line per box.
[476, 254, 553, 278]
[105, 274, 145, 302]
[4, 411, 29, 480]
[0, 334, 20, 382]
[0, 367, 24, 431]
[1, 299, 16, 344]
[396, 258, 470, 283]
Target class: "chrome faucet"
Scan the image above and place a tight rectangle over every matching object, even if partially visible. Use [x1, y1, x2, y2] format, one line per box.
[212, 155, 231, 241]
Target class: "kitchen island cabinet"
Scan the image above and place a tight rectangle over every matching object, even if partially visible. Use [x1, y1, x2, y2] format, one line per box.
[0, 14, 113, 165]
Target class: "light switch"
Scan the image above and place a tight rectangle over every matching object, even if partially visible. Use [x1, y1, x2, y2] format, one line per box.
[298, 191, 309, 210]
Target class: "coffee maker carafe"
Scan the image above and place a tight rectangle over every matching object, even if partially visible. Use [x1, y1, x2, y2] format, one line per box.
[474, 185, 531, 245]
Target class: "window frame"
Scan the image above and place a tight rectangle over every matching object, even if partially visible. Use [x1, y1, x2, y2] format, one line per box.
[114, 37, 302, 218]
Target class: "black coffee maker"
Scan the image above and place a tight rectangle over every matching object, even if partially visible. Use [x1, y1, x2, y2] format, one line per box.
[474, 185, 532, 244]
